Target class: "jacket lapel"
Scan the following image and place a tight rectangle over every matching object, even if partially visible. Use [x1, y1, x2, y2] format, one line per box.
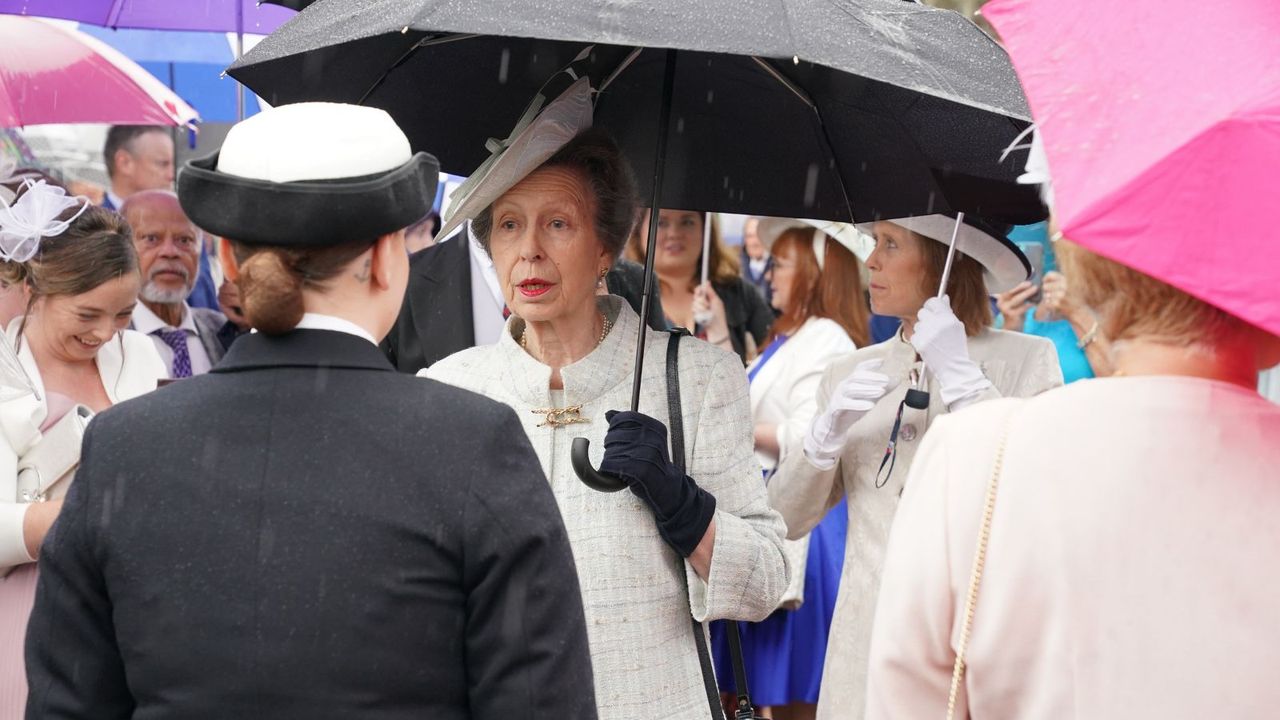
[192, 310, 228, 365]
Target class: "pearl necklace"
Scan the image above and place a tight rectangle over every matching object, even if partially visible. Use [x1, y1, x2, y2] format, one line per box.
[520, 312, 614, 352]
[522, 312, 615, 428]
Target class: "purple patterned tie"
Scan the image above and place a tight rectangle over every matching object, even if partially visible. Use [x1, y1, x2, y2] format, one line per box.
[154, 328, 192, 379]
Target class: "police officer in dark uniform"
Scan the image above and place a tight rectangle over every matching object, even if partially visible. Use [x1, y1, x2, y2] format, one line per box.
[25, 103, 597, 720]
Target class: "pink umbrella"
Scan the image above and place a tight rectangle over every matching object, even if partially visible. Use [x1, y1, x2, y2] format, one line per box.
[0, 15, 198, 127]
[985, 0, 1280, 336]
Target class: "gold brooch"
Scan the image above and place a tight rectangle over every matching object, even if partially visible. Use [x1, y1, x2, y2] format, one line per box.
[532, 404, 591, 428]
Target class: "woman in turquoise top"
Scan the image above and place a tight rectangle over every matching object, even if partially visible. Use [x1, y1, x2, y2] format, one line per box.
[997, 233, 1114, 382]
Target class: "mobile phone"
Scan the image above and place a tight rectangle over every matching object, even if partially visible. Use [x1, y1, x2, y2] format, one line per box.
[1016, 242, 1045, 304]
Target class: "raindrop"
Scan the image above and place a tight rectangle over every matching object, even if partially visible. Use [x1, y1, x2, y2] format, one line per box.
[803, 163, 819, 208]
[498, 48, 510, 85]
[792, 56, 800, 65]
[706, 90, 714, 104]
[723, 176, 730, 189]
[400, 26, 409, 34]
[676, 117, 685, 134]
[926, 192, 937, 213]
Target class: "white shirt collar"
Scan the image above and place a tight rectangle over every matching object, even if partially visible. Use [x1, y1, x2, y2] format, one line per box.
[131, 302, 196, 334]
[293, 312, 378, 346]
[106, 189, 125, 210]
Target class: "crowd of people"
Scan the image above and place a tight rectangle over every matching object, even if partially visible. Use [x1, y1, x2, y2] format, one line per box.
[0, 38, 1277, 720]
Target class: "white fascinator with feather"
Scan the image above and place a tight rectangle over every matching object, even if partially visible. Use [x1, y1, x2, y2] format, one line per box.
[0, 176, 90, 264]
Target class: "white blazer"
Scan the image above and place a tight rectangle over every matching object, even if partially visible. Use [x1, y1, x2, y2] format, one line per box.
[1, 322, 165, 571]
[747, 317, 856, 474]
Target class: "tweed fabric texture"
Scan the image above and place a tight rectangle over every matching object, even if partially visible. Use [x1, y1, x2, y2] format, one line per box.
[426, 296, 791, 720]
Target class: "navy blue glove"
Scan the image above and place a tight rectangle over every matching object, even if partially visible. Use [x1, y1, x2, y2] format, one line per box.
[599, 410, 717, 558]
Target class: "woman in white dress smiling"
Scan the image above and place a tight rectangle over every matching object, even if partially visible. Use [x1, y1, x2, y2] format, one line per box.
[0, 187, 163, 713]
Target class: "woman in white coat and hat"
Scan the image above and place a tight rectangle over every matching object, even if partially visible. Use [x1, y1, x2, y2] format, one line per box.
[768, 213, 1063, 719]
[711, 218, 871, 719]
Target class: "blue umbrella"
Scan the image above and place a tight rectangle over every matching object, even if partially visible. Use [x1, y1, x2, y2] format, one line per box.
[75, 26, 262, 122]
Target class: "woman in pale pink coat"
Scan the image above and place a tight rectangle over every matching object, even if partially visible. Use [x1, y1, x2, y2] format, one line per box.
[865, 239, 1280, 719]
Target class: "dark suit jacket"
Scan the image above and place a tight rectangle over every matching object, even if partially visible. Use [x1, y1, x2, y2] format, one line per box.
[383, 234, 665, 373]
[129, 305, 229, 374]
[25, 330, 597, 720]
[714, 277, 775, 363]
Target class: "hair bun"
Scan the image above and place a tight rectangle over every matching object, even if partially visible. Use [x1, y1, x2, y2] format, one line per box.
[238, 250, 304, 335]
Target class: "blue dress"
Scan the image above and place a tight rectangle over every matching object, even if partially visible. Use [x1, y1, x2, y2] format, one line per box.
[710, 335, 848, 706]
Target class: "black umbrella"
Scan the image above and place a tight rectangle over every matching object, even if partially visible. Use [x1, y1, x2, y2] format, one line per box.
[231, 0, 1045, 490]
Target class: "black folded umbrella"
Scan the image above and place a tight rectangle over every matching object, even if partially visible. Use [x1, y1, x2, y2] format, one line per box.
[231, 0, 1045, 491]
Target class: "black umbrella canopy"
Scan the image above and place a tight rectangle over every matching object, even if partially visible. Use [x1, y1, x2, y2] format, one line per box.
[232, 0, 1044, 224]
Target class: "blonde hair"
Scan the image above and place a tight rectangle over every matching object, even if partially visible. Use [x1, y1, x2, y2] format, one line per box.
[1058, 239, 1240, 346]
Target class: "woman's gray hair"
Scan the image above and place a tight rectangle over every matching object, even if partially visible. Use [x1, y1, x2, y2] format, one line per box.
[471, 129, 638, 260]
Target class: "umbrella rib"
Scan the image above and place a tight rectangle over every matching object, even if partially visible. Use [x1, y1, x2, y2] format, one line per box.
[750, 57, 856, 222]
[106, 0, 125, 28]
[750, 57, 814, 109]
[598, 47, 643, 93]
[354, 32, 472, 106]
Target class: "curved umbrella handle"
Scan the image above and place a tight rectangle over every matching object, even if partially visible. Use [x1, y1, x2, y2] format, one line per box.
[570, 437, 628, 493]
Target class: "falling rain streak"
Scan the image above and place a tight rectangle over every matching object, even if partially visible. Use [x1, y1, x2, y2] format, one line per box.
[803, 162, 819, 208]
[498, 48, 510, 84]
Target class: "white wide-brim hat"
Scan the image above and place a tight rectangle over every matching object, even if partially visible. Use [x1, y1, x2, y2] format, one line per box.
[438, 76, 594, 239]
[178, 102, 439, 247]
[756, 217, 874, 265]
[755, 216, 872, 284]
[855, 213, 1031, 294]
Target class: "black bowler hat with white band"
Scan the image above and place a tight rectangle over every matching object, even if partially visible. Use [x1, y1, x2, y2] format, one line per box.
[177, 102, 440, 247]
[855, 213, 1031, 294]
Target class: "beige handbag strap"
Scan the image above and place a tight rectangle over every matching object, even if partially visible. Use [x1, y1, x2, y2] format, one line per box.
[945, 410, 1016, 720]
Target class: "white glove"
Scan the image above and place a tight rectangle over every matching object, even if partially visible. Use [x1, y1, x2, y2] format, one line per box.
[910, 296, 993, 409]
[803, 359, 893, 470]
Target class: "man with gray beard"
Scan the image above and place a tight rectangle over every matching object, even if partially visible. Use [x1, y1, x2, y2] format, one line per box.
[121, 191, 229, 377]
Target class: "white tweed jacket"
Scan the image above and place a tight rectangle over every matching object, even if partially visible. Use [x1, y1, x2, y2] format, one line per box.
[424, 296, 791, 720]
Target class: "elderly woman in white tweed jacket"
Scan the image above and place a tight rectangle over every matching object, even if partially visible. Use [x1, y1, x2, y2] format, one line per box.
[423, 81, 789, 720]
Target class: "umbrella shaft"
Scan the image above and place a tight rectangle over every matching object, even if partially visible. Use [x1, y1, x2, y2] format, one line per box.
[631, 48, 678, 412]
[937, 211, 964, 298]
